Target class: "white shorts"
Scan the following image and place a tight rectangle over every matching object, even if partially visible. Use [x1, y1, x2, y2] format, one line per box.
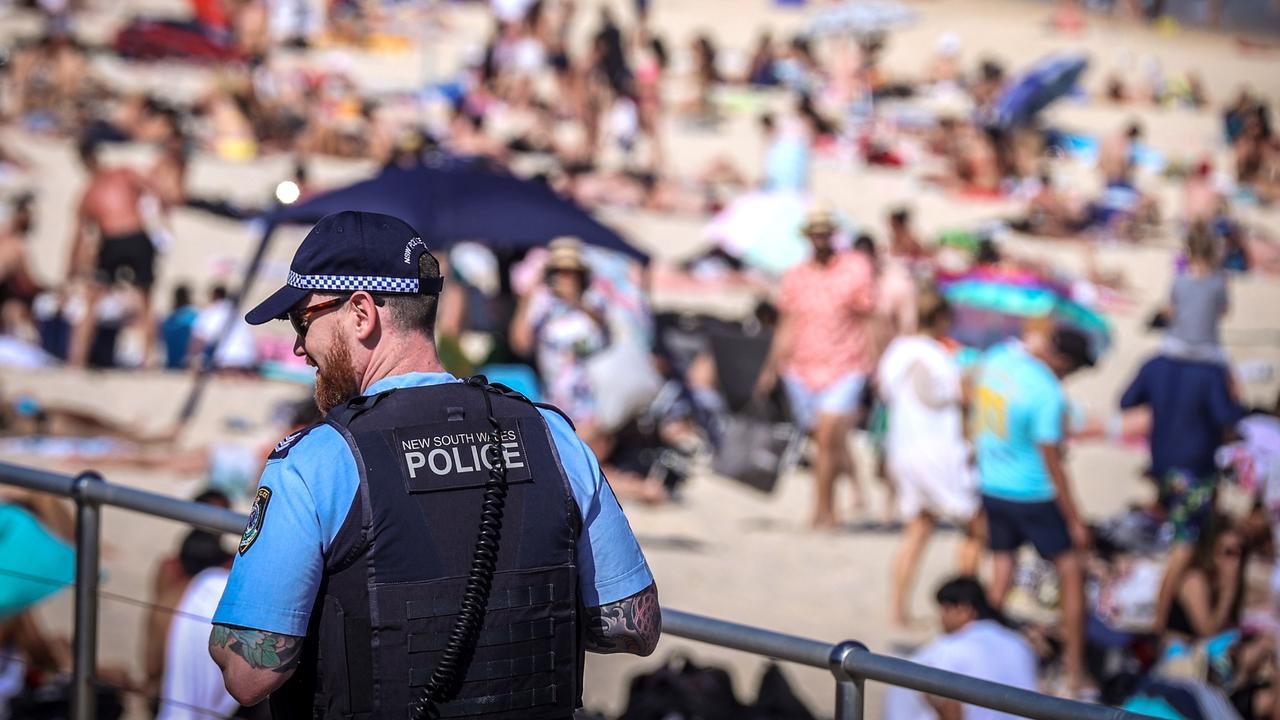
[888, 451, 979, 522]
[783, 372, 866, 430]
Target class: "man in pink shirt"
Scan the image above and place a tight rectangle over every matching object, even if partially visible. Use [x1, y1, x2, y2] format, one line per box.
[757, 207, 877, 528]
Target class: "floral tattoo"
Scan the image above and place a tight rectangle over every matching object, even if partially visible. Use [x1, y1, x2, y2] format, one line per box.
[583, 583, 661, 655]
[209, 625, 303, 672]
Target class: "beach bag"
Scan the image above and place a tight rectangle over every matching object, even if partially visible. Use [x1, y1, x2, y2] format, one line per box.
[1157, 631, 1241, 687]
[620, 656, 742, 720]
[1121, 676, 1242, 720]
[712, 406, 795, 494]
[9, 681, 125, 720]
[752, 662, 816, 719]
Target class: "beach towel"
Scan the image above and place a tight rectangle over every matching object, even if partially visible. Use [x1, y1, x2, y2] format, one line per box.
[0, 504, 75, 620]
[114, 19, 243, 63]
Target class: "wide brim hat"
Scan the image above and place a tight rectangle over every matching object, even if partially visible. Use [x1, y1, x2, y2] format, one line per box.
[544, 236, 590, 274]
[801, 206, 838, 235]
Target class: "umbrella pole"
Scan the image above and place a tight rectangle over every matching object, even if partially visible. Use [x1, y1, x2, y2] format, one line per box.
[177, 224, 278, 424]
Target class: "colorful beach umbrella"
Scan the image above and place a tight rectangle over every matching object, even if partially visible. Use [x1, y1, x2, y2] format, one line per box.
[938, 268, 1111, 357]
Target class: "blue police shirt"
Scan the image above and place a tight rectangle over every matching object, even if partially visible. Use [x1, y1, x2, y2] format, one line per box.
[972, 341, 1066, 503]
[213, 372, 654, 636]
[1119, 355, 1243, 478]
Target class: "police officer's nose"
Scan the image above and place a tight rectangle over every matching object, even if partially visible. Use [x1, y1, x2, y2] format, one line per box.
[293, 335, 308, 359]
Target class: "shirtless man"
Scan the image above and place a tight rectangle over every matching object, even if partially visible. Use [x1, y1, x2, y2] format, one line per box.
[1099, 121, 1141, 185]
[954, 123, 1002, 193]
[1023, 172, 1087, 237]
[148, 122, 189, 210]
[1182, 160, 1221, 226]
[0, 195, 39, 337]
[67, 141, 160, 368]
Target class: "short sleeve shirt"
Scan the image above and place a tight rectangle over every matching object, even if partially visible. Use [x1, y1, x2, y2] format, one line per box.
[778, 251, 877, 390]
[1120, 355, 1243, 477]
[192, 300, 258, 369]
[160, 306, 198, 370]
[526, 288, 609, 421]
[158, 568, 236, 720]
[972, 342, 1066, 502]
[882, 620, 1038, 720]
[1168, 273, 1228, 349]
[213, 372, 654, 636]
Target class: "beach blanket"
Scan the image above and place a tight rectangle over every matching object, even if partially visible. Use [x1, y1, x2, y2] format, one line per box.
[0, 504, 75, 620]
[114, 19, 244, 63]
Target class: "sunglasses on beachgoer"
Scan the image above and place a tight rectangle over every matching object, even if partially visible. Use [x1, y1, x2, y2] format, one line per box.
[288, 294, 384, 339]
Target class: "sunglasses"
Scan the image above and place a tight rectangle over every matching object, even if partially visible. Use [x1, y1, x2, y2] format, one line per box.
[288, 294, 384, 339]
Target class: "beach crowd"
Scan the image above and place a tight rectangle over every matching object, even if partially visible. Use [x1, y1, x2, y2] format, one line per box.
[0, 0, 1279, 718]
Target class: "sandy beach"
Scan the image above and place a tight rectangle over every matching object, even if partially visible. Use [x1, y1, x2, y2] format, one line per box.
[2, 0, 1279, 717]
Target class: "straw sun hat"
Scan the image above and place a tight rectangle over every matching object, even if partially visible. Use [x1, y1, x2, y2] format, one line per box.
[544, 236, 590, 275]
[801, 205, 838, 235]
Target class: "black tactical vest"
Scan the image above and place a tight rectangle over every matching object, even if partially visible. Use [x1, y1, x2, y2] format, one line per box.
[272, 380, 583, 719]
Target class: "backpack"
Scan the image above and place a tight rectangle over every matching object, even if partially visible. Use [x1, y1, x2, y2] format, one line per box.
[618, 657, 818, 720]
[751, 662, 817, 720]
[619, 656, 742, 720]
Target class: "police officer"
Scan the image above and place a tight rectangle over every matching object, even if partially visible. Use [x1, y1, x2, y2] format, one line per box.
[209, 211, 660, 719]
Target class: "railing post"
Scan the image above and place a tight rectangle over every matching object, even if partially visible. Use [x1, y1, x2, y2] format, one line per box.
[71, 471, 103, 720]
[830, 640, 868, 720]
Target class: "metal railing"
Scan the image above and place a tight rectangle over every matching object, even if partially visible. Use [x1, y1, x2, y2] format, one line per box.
[0, 461, 1147, 720]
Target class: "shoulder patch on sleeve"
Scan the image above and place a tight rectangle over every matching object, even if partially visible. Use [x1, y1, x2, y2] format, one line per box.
[238, 486, 272, 555]
[269, 423, 321, 460]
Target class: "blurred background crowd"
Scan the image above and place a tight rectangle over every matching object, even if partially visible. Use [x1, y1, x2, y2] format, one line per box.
[0, 0, 1279, 717]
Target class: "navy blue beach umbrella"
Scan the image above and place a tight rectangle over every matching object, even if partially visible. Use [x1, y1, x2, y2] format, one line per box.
[181, 161, 645, 421]
[992, 53, 1089, 128]
[262, 163, 648, 263]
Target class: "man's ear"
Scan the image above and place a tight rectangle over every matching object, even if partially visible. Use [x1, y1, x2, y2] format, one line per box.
[349, 292, 381, 342]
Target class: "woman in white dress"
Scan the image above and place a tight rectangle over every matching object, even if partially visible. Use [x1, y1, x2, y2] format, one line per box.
[877, 288, 983, 627]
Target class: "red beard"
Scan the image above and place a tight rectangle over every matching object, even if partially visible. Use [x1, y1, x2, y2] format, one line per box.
[313, 336, 360, 414]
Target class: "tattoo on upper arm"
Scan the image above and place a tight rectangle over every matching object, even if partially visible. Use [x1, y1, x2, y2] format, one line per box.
[583, 583, 661, 655]
[210, 625, 303, 672]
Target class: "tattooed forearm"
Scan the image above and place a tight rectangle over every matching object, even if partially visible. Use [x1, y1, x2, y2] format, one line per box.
[583, 582, 661, 656]
[209, 625, 303, 672]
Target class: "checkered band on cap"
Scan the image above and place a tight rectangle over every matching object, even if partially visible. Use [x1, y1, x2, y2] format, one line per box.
[287, 271, 420, 294]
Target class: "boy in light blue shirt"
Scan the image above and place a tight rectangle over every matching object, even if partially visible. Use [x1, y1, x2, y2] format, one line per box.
[970, 325, 1095, 696]
[974, 341, 1067, 503]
